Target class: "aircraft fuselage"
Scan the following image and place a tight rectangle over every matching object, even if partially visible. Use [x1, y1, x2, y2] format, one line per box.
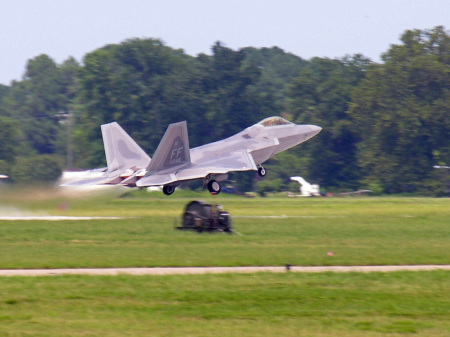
[190, 122, 322, 168]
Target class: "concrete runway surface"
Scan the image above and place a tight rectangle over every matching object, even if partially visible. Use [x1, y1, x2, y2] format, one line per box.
[0, 216, 126, 221]
[0, 265, 448, 276]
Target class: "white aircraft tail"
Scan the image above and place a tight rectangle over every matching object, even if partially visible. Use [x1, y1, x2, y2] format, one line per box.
[290, 176, 321, 196]
[146, 121, 191, 174]
[290, 176, 308, 186]
[101, 122, 151, 176]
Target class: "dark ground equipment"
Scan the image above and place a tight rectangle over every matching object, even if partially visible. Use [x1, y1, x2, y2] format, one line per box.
[176, 200, 232, 233]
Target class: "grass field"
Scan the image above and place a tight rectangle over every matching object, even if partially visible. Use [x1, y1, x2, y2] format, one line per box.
[0, 188, 448, 268]
[0, 271, 449, 336]
[0, 188, 449, 336]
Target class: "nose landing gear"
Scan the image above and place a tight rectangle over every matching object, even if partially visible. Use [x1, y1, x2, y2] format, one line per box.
[257, 165, 266, 177]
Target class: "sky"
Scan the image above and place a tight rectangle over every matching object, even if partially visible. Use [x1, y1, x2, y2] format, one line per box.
[0, 0, 449, 85]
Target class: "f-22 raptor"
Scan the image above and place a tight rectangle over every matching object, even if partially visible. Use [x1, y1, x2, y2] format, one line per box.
[67, 116, 321, 195]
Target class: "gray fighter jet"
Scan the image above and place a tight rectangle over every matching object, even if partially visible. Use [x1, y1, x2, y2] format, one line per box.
[65, 116, 321, 195]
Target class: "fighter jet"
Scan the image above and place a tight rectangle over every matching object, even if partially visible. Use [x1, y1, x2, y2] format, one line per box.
[65, 116, 321, 195]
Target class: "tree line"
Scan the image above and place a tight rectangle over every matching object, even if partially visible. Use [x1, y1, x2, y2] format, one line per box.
[0, 26, 448, 195]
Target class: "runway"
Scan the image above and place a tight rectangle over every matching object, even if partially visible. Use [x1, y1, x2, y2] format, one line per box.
[0, 216, 127, 221]
[0, 265, 448, 276]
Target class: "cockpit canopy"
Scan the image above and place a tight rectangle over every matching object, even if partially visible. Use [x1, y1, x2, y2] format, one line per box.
[258, 116, 293, 127]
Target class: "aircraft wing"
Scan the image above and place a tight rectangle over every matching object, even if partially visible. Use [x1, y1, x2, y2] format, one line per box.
[178, 149, 257, 179]
[136, 149, 256, 187]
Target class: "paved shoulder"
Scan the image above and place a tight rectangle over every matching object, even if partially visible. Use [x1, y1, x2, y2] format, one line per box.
[0, 265, 449, 276]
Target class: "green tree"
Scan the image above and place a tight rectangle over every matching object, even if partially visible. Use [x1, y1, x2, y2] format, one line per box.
[75, 40, 263, 174]
[0, 84, 10, 102]
[198, 42, 261, 141]
[288, 55, 371, 190]
[75, 38, 202, 168]
[54, 57, 80, 169]
[11, 155, 62, 183]
[0, 119, 20, 175]
[1, 55, 79, 158]
[242, 46, 307, 115]
[349, 26, 450, 194]
[20, 55, 61, 154]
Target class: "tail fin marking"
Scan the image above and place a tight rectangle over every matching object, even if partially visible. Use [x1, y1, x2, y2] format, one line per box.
[146, 121, 191, 174]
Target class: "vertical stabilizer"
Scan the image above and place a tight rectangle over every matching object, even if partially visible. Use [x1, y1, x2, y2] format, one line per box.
[146, 121, 191, 174]
[101, 122, 151, 176]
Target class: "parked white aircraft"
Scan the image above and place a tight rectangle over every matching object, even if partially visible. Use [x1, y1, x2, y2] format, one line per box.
[290, 176, 321, 197]
[64, 116, 321, 195]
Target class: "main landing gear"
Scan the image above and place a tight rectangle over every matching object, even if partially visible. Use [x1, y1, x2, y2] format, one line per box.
[164, 166, 268, 196]
[207, 180, 221, 195]
[204, 166, 267, 196]
[163, 185, 175, 195]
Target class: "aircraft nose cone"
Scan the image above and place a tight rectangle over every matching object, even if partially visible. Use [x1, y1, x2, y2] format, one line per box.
[307, 125, 322, 137]
[310, 125, 322, 134]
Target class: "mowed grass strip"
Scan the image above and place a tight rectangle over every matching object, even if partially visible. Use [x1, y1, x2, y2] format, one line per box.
[0, 271, 448, 337]
[0, 193, 449, 268]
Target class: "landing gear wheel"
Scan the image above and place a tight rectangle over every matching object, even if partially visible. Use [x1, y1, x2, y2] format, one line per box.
[163, 185, 175, 195]
[207, 180, 221, 195]
[258, 166, 266, 177]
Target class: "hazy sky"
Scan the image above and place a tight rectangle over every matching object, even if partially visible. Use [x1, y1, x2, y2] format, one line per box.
[1, 0, 449, 85]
